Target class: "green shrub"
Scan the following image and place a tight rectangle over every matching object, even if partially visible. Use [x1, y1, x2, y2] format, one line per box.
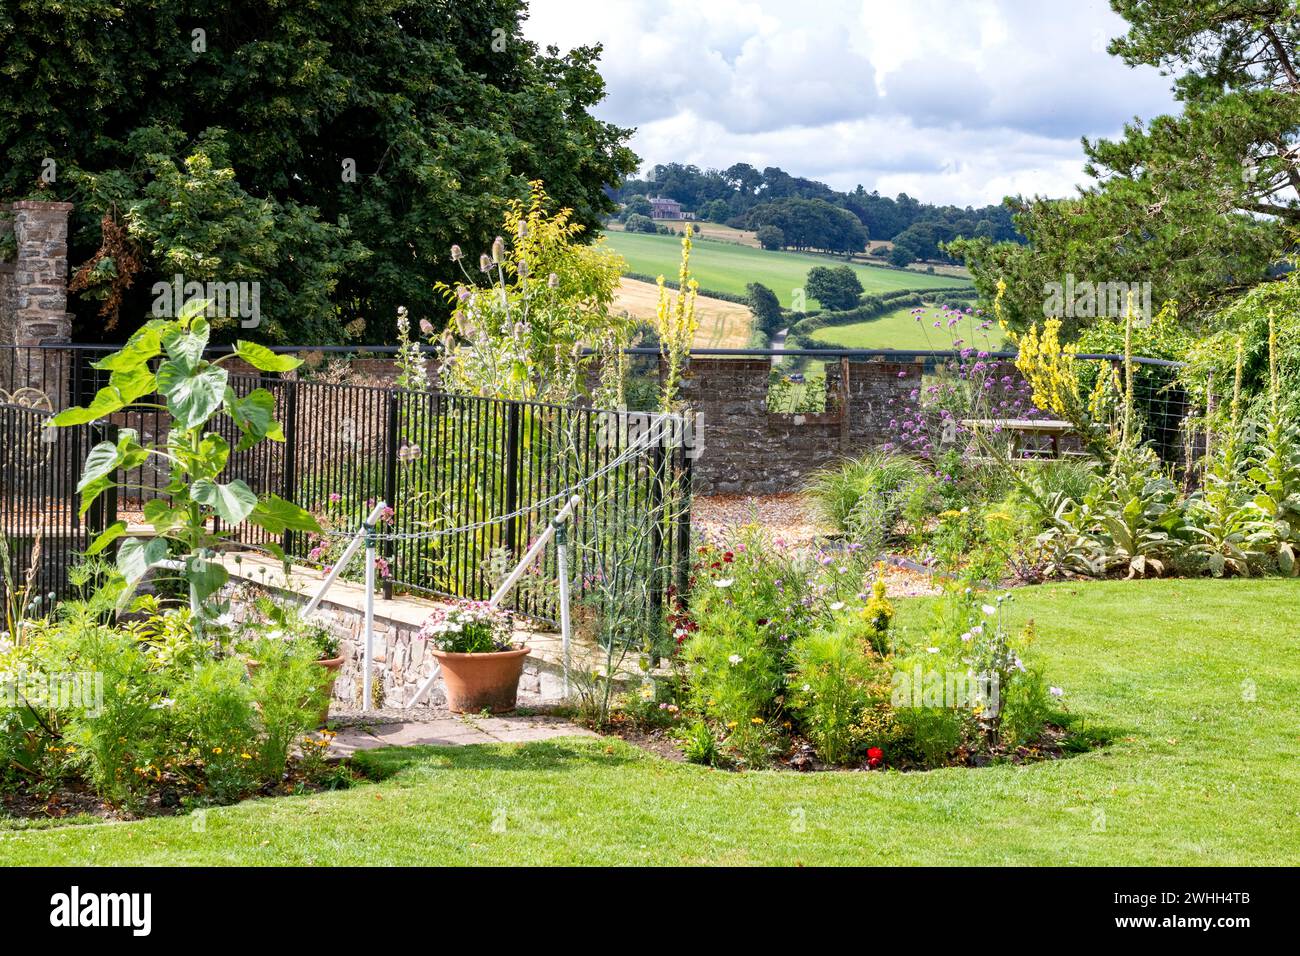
[246, 637, 331, 781]
[998, 662, 1055, 750]
[682, 603, 783, 765]
[790, 622, 885, 764]
[173, 657, 260, 803]
[55, 624, 167, 809]
[891, 700, 965, 766]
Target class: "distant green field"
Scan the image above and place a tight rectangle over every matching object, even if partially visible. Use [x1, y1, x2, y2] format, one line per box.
[603, 230, 970, 308]
[808, 303, 1000, 351]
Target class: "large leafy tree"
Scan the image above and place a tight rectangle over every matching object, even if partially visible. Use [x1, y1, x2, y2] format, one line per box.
[0, 0, 636, 342]
[951, 0, 1299, 335]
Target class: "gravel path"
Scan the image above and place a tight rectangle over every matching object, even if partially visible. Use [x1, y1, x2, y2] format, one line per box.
[691, 492, 940, 597]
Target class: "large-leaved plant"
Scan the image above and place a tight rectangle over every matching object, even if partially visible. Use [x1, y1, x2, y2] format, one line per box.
[53, 300, 321, 615]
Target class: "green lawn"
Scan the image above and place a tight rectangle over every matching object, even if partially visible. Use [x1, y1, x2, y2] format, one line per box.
[3, 579, 1297, 865]
[809, 303, 999, 351]
[605, 230, 970, 307]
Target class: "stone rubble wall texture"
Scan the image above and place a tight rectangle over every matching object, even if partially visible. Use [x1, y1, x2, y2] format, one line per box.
[680, 357, 925, 495]
[225, 583, 564, 709]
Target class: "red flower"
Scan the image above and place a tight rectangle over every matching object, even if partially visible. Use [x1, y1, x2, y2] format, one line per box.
[867, 747, 884, 768]
[723, 551, 734, 562]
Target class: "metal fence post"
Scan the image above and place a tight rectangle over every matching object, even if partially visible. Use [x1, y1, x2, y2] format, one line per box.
[280, 379, 299, 557]
[502, 402, 521, 558]
[382, 389, 399, 601]
[676, 413, 694, 602]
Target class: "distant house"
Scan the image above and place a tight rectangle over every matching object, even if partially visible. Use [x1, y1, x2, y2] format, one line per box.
[648, 196, 684, 219]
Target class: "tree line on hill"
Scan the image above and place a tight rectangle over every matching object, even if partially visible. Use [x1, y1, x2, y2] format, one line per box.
[610, 162, 1023, 264]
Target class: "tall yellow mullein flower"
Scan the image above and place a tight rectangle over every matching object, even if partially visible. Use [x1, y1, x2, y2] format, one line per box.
[656, 231, 699, 410]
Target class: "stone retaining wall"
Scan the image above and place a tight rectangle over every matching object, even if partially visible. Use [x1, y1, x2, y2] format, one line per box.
[225, 579, 565, 710]
[681, 357, 923, 495]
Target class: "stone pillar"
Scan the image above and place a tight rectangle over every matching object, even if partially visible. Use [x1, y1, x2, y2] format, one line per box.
[4, 200, 73, 400]
[0, 209, 13, 387]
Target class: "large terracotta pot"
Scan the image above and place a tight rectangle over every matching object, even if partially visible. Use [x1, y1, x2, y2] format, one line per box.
[315, 656, 344, 728]
[431, 646, 530, 714]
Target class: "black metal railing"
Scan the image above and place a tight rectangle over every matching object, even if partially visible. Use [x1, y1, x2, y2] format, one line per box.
[0, 345, 692, 623]
[0, 402, 110, 609]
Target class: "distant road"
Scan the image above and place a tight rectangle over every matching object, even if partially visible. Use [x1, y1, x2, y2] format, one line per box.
[770, 327, 789, 366]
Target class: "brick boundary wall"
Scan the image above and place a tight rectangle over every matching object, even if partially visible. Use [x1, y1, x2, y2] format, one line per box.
[680, 357, 924, 495]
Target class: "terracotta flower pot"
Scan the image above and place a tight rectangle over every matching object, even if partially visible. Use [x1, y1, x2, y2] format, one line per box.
[431, 646, 530, 714]
[315, 656, 344, 728]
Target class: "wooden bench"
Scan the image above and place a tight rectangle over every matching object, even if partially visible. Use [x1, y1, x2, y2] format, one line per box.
[960, 418, 1080, 460]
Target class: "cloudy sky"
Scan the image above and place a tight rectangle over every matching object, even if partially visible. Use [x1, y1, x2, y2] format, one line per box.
[523, 0, 1178, 206]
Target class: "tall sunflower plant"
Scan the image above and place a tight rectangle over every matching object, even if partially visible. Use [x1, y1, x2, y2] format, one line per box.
[51, 298, 321, 619]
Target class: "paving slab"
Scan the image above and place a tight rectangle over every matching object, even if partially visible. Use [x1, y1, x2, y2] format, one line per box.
[365, 721, 497, 747]
[328, 728, 392, 757]
[326, 715, 592, 758]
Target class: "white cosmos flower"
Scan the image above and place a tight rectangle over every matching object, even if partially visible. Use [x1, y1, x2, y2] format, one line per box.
[715, 578, 734, 588]
[728, 654, 743, 666]
[926, 647, 940, 654]
[830, 601, 845, 611]
[981, 604, 997, 616]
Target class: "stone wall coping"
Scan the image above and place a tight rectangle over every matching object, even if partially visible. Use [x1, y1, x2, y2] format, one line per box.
[10, 200, 74, 212]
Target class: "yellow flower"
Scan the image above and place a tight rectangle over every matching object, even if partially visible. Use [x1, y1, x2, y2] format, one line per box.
[726, 721, 738, 730]
[213, 747, 223, 755]
[240, 752, 253, 760]
[750, 717, 764, 725]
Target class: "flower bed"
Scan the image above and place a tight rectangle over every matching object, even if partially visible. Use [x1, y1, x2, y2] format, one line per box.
[0, 589, 357, 821]
[590, 523, 1092, 773]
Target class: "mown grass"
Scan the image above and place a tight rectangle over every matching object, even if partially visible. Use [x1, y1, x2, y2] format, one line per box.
[1, 579, 1296, 865]
[604, 230, 969, 306]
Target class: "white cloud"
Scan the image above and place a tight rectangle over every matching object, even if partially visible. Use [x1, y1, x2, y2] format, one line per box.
[524, 0, 1178, 205]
